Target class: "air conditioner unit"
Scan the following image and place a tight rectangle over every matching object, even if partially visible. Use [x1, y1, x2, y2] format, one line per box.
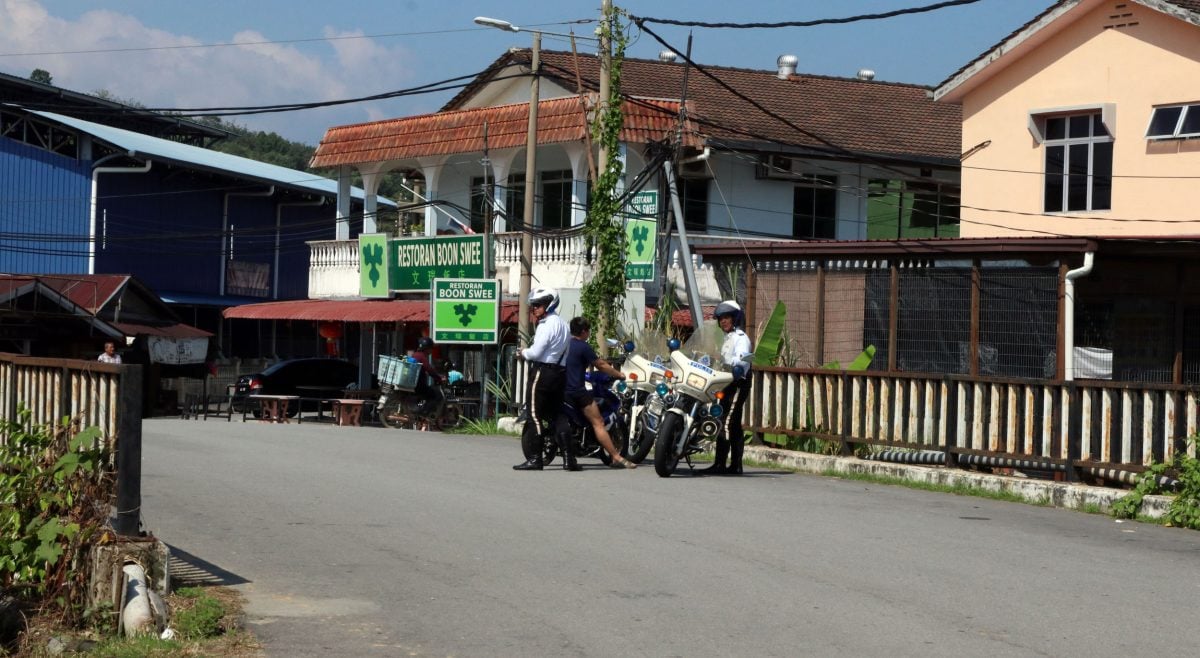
[754, 154, 801, 180]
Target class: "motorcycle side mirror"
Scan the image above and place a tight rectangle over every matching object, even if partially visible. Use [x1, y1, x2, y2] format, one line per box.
[606, 338, 620, 348]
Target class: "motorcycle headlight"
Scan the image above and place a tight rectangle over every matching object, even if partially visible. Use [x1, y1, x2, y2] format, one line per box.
[685, 373, 706, 389]
[655, 382, 669, 397]
[709, 403, 723, 417]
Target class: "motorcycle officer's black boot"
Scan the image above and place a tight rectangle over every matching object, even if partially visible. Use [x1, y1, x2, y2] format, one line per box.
[702, 439, 729, 475]
[562, 437, 582, 471]
[727, 436, 744, 475]
[513, 456, 543, 471]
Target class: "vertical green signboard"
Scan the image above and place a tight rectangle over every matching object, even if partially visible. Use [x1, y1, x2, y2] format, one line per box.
[430, 278, 501, 344]
[358, 233, 390, 298]
[360, 234, 489, 295]
[625, 190, 658, 281]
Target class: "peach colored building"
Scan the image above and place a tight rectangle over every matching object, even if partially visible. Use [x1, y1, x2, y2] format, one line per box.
[934, 0, 1200, 237]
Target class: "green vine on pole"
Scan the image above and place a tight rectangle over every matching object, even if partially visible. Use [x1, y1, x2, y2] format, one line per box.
[580, 6, 629, 349]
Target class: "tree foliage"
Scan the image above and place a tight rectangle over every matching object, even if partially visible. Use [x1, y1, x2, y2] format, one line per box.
[29, 68, 52, 85]
[580, 7, 630, 349]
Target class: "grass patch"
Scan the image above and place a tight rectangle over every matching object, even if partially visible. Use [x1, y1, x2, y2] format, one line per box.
[820, 468, 1047, 505]
[17, 586, 261, 657]
[458, 417, 518, 436]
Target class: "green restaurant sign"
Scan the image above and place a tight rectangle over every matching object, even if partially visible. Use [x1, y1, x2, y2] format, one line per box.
[359, 234, 489, 297]
[624, 190, 658, 282]
[430, 278, 501, 344]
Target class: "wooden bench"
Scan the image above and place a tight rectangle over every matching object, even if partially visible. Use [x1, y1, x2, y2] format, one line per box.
[249, 394, 300, 423]
[331, 399, 368, 426]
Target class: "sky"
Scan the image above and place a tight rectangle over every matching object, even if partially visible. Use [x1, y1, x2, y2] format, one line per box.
[0, 0, 1053, 145]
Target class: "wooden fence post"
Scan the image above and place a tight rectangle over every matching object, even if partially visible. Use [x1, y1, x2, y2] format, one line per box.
[114, 364, 143, 537]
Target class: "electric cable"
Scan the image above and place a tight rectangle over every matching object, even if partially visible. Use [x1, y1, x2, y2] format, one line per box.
[629, 0, 984, 29]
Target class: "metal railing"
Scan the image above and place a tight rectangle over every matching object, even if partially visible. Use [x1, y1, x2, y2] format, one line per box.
[747, 366, 1199, 478]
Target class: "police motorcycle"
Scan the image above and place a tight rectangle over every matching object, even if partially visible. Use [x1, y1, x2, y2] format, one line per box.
[649, 339, 736, 477]
[615, 340, 673, 464]
[541, 370, 628, 466]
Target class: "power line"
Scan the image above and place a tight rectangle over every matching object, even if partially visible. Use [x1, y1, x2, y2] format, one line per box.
[0, 21, 594, 58]
[629, 0, 984, 29]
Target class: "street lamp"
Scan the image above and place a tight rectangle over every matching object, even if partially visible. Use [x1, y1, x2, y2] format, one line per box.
[475, 17, 541, 340]
[474, 16, 602, 341]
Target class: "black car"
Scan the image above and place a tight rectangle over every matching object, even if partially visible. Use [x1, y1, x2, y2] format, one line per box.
[232, 358, 359, 414]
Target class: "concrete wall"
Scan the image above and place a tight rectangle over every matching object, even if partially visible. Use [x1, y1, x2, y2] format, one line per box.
[955, 1, 1200, 236]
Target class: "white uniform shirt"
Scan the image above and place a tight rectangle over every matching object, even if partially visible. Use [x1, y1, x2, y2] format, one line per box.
[721, 328, 752, 376]
[522, 312, 570, 365]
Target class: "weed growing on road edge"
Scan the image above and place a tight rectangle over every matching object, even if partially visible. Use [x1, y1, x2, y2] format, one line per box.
[459, 417, 517, 436]
[820, 469, 1047, 506]
[1, 409, 110, 624]
[1112, 436, 1200, 529]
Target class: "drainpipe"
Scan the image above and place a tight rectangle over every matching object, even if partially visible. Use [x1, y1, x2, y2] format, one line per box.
[1064, 251, 1095, 381]
[274, 198, 325, 299]
[220, 187, 275, 295]
[679, 146, 711, 165]
[90, 152, 152, 275]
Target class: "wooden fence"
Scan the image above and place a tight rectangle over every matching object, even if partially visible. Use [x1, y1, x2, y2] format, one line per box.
[0, 352, 142, 535]
[748, 366, 1199, 479]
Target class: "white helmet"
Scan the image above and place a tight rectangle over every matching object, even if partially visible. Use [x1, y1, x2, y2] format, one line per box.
[528, 287, 560, 314]
[714, 300, 743, 327]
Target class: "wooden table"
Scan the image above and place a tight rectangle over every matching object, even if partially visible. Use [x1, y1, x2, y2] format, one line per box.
[331, 399, 368, 426]
[249, 394, 300, 423]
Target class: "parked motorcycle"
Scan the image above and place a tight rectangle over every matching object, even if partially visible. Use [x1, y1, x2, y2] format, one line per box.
[616, 341, 673, 463]
[376, 355, 463, 431]
[650, 346, 735, 477]
[534, 371, 628, 466]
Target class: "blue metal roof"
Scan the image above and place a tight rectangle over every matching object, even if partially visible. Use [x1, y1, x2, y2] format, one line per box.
[23, 107, 393, 205]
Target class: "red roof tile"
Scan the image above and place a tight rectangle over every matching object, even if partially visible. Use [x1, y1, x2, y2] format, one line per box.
[311, 96, 696, 169]
[443, 50, 960, 164]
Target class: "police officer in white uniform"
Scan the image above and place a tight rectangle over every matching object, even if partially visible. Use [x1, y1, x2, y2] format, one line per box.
[705, 300, 753, 475]
[513, 287, 571, 471]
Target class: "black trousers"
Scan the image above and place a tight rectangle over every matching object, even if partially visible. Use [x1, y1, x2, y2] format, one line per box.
[714, 377, 751, 467]
[522, 363, 565, 461]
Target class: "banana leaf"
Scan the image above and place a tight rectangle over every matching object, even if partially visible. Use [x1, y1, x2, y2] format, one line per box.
[752, 301, 787, 366]
[821, 345, 876, 371]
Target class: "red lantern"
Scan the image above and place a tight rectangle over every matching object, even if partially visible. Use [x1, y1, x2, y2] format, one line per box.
[318, 322, 343, 339]
[318, 321, 343, 356]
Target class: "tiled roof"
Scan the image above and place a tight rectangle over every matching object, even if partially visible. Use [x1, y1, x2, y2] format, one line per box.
[936, 0, 1200, 97]
[311, 96, 697, 168]
[444, 50, 961, 164]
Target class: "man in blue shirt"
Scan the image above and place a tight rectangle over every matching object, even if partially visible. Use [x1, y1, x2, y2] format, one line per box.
[561, 317, 635, 470]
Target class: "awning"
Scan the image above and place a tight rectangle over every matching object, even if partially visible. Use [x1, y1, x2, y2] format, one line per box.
[224, 298, 523, 323]
[111, 321, 212, 339]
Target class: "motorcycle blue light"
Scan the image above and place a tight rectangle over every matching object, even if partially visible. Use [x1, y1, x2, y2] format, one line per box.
[667, 337, 681, 351]
[624, 340, 636, 353]
[656, 382, 669, 397]
[710, 403, 723, 417]
[616, 380, 627, 393]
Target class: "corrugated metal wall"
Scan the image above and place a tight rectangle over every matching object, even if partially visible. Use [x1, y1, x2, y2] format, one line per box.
[0, 139, 91, 273]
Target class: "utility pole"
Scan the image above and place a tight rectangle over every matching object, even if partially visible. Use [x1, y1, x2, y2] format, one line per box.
[596, 0, 613, 356]
[518, 33, 541, 341]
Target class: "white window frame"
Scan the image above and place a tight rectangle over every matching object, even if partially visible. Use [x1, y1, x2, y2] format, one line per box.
[1040, 112, 1113, 214]
[1145, 103, 1200, 140]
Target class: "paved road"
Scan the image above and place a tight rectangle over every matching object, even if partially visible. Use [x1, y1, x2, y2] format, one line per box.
[142, 417, 1200, 657]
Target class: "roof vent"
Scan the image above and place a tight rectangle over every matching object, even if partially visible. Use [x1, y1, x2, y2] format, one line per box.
[777, 54, 798, 79]
[659, 50, 678, 63]
[857, 68, 876, 81]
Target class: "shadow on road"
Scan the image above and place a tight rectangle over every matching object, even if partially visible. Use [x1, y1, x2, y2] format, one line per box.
[167, 544, 251, 587]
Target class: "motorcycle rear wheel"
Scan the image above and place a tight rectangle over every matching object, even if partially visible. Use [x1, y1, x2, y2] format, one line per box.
[653, 413, 683, 477]
[439, 403, 463, 431]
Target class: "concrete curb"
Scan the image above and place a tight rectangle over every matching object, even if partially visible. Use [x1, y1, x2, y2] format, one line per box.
[493, 418, 1171, 519]
[741, 444, 1172, 519]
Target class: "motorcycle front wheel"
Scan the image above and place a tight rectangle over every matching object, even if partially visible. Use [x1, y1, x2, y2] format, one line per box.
[653, 413, 683, 477]
[628, 415, 654, 464]
[597, 419, 627, 466]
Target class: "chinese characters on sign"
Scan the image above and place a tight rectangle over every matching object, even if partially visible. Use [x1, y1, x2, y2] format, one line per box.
[624, 191, 657, 282]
